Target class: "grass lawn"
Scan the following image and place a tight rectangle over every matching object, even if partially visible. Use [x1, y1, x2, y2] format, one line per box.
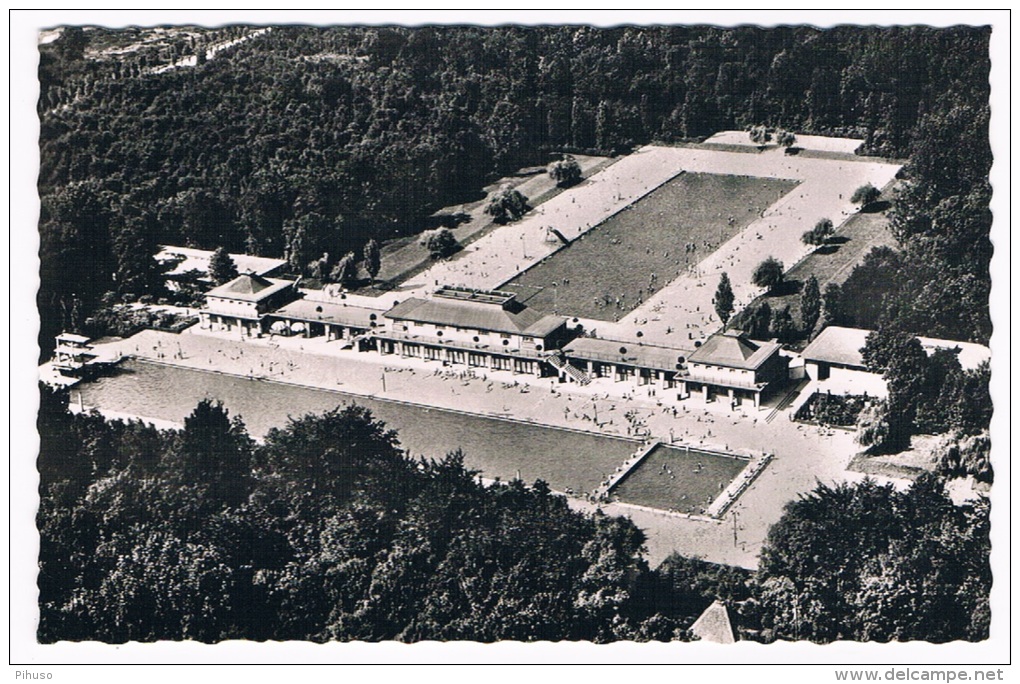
[611, 444, 750, 514]
[502, 172, 799, 320]
[757, 202, 895, 347]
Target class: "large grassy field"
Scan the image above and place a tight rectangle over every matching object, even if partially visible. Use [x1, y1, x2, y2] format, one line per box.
[501, 172, 798, 320]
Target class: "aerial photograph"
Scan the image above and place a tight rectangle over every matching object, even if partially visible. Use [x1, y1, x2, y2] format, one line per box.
[17, 11, 1006, 666]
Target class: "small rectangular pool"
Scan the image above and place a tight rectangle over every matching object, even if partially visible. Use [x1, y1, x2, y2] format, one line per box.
[610, 444, 750, 515]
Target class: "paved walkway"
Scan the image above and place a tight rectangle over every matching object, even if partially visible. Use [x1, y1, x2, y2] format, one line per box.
[705, 130, 865, 154]
[372, 154, 612, 288]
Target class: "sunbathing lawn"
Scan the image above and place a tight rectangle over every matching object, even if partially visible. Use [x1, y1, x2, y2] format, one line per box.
[502, 172, 799, 320]
[756, 201, 895, 350]
[611, 444, 750, 514]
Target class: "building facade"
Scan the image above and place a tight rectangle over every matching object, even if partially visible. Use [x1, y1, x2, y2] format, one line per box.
[267, 297, 381, 349]
[680, 330, 788, 408]
[375, 287, 568, 376]
[560, 337, 685, 388]
[199, 273, 298, 337]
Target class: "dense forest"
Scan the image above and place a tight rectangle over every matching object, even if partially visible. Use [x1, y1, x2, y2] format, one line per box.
[38, 24, 992, 348]
[38, 390, 989, 643]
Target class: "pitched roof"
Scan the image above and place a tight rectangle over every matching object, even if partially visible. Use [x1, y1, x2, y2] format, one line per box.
[385, 297, 564, 338]
[56, 333, 91, 345]
[688, 331, 781, 370]
[800, 326, 870, 368]
[564, 337, 686, 372]
[691, 600, 736, 644]
[272, 298, 381, 329]
[802, 326, 990, 371]
[206, 274, 294, 302]
[156, 246, 287, 279]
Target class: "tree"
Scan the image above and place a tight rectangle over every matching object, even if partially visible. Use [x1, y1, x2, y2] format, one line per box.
[821, 283, 842, 328]
[548, 155, 582, 188]
[770, 305, 797, 343]
[714, 272, 735, 325]
[751, 257, 784, 292]
[742, 301, 772, 339]
[421, 228, 459, 259]
[330, 251, 358, 287]
[484, 185, 529, 224]
[860, 329, 919, 374]
[756, 479, 900, 642]
[112, 216, 165, 299]
[858, 332, 930, 452]
[775, 129, 796, 147]
[362, 239, 381, 286]
[930, 430, 992, 484]
[171, 400, 254, 510]
[38, 180, 116, 336]
[308, 252, 333, 282]
[209, 246, 238, 285]
[851, 183, 881, 207]
[573, 513, 649, 641]
[260, 405, 408, 506]
[801, 218, 834, 247]
[755, 477, 990, 643]
[800, 275, 821, 335]
[837, 246, 901, 329]
[854, 400, 895, 452]
[950, 361, 992, 432]
[748, 125, 771, 146]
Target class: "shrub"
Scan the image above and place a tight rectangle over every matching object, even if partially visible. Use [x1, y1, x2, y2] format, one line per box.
[851, 184, 881, 206]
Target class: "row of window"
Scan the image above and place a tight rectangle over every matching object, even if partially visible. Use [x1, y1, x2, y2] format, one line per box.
[408, 321, 527, 342]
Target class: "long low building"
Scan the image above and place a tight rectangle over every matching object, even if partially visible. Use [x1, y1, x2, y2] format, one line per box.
[375, 286, 569, 376]
[156, 245, 288, 290]
[267, 297, 382, 348]
[802, 326, 990, 382]
[561, 337, 685, 388]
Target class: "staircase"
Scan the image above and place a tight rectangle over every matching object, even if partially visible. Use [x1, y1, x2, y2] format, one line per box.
[547, 354, 591, 385]
[765, 378, 810, 424]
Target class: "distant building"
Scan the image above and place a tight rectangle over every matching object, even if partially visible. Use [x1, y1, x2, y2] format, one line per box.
[802, 326, 990, 382]
[155, 246, 288, 290]
[801, 326, 874, 385]
[681, 330, 788, 408]
[375, 286, 568, 376]
[690, 600, 737, 644]
[199, 273, 298, 337]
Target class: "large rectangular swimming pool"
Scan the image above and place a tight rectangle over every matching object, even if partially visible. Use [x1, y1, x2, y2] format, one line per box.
[76, 359, 638, 495]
